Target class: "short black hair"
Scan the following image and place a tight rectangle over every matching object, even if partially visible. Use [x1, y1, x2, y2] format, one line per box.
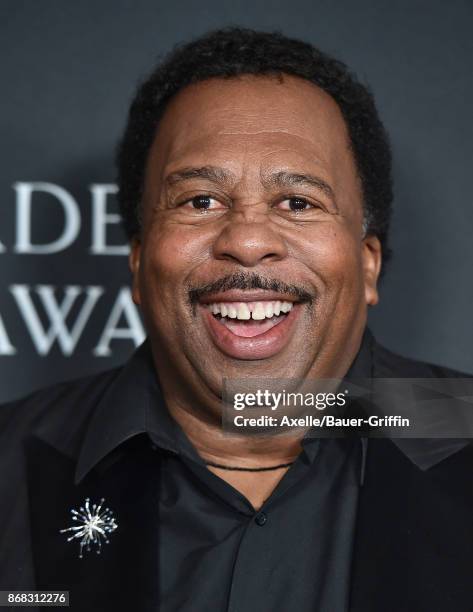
[117, 27, 392, 265]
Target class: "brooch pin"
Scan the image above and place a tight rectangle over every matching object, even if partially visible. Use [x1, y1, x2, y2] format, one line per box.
[60, 497, 118, 558]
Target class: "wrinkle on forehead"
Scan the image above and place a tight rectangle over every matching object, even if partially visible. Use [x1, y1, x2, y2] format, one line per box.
[166, 113, 349, 157]
[163, 132, 337, 172]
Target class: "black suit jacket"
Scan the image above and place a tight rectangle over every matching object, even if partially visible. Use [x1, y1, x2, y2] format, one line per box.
[1, 334, 472, 612]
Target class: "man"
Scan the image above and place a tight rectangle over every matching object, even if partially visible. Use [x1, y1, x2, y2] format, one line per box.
[1, 27, 472, 612]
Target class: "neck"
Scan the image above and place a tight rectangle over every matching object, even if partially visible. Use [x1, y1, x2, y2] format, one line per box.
[165, 397, 304, 469]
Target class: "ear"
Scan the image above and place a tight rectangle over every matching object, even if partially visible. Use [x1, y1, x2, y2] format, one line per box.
[129, 237, 142, 306]
[361, 235, 382, 306]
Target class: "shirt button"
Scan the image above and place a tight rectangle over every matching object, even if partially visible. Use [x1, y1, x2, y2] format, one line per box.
[255, 512, 267, 526]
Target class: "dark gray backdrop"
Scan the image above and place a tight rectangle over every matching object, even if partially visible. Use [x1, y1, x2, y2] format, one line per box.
[1, 0, 472, 404]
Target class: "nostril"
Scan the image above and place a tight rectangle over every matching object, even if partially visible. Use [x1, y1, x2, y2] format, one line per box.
[261, 252, 282, 261]
[216, 249, 285, 266]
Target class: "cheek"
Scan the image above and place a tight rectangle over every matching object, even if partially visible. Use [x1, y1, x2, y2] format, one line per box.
[138, 223, 213, 331]
[292, 225, 363, 285]
[142, 223, 210, 284]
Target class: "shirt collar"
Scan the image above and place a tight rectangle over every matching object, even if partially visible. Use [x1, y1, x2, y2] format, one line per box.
[75, 328, 469, 484]
[74, 340, 177, 484]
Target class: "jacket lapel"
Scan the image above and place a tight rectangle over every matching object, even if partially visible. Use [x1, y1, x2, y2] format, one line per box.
[27, 435, 160, 612]
[349, 439, 411, 612]
[350, 439, 473, 612]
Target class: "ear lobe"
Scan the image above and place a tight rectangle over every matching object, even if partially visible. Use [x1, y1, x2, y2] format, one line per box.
[129, 237, 142, 306]
[362, 235, 382, 306]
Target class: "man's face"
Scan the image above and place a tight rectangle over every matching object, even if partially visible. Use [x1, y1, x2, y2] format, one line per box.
[131, 74, 381, 404]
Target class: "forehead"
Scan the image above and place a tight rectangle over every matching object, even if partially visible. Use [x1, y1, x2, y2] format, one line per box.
[146, 74, 359, 194]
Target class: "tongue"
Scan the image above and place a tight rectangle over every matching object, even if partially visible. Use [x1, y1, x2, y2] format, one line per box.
[219, 315, 284, 338]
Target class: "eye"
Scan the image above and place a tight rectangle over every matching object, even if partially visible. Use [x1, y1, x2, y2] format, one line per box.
[182, 195, 225, 210]
[276, 197, 318, 212]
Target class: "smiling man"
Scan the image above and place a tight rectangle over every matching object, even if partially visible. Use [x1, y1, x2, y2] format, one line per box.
[1, 27, 473, 612]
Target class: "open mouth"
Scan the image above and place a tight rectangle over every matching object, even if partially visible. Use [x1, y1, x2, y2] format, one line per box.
[208, 300, 293, 338]
[198, 292, 301, 360]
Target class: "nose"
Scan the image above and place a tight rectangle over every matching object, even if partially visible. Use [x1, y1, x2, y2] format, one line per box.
[212, 215, 288, 267]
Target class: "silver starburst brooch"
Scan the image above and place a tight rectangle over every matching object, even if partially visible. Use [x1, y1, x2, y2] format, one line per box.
[60, 497, 118, 558]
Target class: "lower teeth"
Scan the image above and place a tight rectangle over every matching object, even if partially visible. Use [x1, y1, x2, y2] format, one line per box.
[214, 314, 285, 324]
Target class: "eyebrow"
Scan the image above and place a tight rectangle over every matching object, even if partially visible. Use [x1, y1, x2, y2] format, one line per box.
[165, 165, 236, 187]
[261, 170, 337, 205]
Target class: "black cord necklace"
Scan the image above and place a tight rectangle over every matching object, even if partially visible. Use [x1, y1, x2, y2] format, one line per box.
[205, 460, 294, 472]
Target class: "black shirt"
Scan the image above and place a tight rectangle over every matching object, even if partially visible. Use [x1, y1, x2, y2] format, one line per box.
[153, 434, 362, 611]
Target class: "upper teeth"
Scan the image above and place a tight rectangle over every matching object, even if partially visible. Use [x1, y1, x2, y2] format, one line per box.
[209, 301, 293, 320]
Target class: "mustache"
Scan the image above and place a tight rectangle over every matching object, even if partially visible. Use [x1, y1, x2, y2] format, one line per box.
[188, 272, 315, 304]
